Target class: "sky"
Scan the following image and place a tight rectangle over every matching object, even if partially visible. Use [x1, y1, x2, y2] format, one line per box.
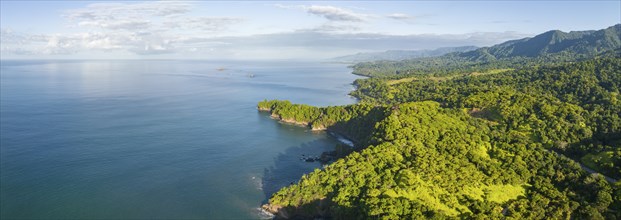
[1, 1, 619, 60]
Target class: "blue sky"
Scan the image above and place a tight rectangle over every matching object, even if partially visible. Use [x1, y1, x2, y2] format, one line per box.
[1, 1, 619, 59]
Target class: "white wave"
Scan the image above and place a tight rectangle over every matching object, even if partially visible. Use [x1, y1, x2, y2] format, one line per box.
[255, 207, 275, 219]
[329, 131, 354, 147]
[336, 137, 354, 147]
[251, 175, 263, 191]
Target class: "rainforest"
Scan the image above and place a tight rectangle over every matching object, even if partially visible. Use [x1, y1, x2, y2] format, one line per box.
[259, 25, 621, 219]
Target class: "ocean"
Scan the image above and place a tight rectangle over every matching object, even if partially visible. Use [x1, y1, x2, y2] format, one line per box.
[0, 60, 360, 219]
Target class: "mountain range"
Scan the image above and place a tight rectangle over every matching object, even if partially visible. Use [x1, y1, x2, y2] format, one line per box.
[456, 24, 621, 61]
[351, 24, 621, 77]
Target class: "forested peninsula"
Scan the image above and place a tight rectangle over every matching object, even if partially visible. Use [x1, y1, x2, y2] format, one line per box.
[259, 24, 621, 219]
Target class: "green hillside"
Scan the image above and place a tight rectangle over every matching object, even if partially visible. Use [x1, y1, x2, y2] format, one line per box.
[262, 57, 620, 219]
[259, 26, 621, 219]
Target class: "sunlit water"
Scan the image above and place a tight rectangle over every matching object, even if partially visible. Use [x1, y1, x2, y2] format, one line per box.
[0, 60, 360, 219]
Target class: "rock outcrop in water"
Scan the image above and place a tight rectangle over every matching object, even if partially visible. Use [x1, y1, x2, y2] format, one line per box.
[261, 204, 288, 219]
[261, 198, 331, 219]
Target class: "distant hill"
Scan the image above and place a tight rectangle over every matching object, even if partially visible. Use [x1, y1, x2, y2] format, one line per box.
[352, 24, 621, 77]
[457, 24, 621, 61]
[332, 46, 478, 62]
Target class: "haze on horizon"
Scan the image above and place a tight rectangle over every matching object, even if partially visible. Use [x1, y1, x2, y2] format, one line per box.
[1, 1, 619, 60]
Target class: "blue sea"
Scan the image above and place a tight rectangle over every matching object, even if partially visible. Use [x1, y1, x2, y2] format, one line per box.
[0, 60, 360, 219]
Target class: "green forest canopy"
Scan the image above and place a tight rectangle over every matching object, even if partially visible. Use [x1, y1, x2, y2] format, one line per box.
[258, 25, 621, 219]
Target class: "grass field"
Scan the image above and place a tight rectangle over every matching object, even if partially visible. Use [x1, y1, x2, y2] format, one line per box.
[387, 68, 514, 85]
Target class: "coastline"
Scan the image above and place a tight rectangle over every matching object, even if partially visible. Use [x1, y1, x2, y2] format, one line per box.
[257, 65, 363, 218]
[257, 104, 359, 218]
[257, 106, 357, 148]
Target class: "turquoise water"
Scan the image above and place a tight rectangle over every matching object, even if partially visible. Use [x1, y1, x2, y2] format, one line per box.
[0, 60, 360, 219]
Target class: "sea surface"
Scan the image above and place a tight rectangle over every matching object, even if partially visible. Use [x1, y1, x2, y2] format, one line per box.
[0, 60, 360, 219]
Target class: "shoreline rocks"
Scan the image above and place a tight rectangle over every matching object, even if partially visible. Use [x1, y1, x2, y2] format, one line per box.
[261, 198, 330, 219]
[278, 118, 310, 127]
[261, 204, 289, 219]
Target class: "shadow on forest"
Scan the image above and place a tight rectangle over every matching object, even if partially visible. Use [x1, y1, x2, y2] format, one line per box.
[256, 105, 386, 218]
[260, 136, 361, 219]
[261, 139, 331, 202]
[565, 131, 621, 181]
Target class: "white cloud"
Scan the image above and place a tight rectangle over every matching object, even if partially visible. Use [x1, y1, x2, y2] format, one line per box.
[273, 4, 298, 10]
[1, 29, 47, 46]
[305, 5, 368, 22]
[298, 23, 362, 33]
[78, 20, 151, 30]
[80, 33, 125, 50]
[1, 1, 245, 56]
[43, 36, 74, 54]
[64, 1, 242, 33]
[163, 17, 244, 31]
[64, 1, 191, 21]
[205, 31, 530, 59]
[387, 13, 414, 20]
[275, 4, 370, 22]
[272, 4, 370, 34]
[2, 24, 529, 59]
[1, 2, 531, 59]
